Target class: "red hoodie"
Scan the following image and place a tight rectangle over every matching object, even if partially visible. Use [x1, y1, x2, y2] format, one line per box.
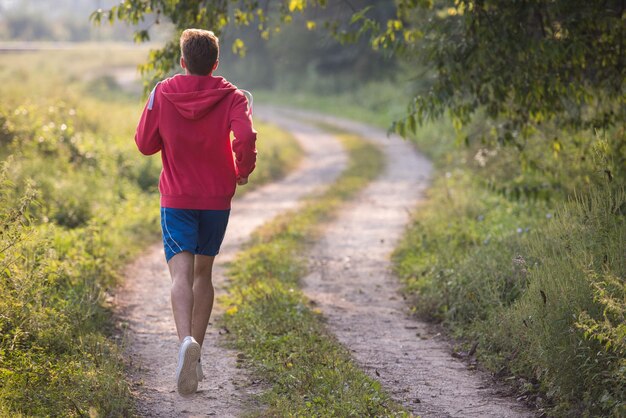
[135, 74, 257, 210]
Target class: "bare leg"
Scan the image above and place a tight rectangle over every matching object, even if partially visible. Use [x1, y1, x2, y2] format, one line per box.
[167, 251, 195, 342]
[192, 255, 215, 347]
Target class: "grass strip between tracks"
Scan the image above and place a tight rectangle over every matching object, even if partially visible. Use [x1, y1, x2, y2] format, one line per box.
[221, 126, 411, 417]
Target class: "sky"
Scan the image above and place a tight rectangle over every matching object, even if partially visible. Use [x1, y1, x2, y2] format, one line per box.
[0, 0, 118, 18]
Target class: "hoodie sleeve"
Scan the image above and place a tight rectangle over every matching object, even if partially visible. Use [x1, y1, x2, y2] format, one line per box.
[135, 83, 163, 155]
[230, 91, 257, 179]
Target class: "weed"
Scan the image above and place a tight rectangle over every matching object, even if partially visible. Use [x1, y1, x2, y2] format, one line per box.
[394, 161, 625, 416]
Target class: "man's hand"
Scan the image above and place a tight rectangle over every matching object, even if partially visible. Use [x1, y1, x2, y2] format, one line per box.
[237, 177, 248, 186]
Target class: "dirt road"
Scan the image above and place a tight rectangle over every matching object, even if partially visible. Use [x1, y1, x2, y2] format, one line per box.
[117, 105, 531, 417]
[116, 108, 346, 417]
[292, 110, 532, 417]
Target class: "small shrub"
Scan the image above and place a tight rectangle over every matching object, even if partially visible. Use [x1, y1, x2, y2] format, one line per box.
[395, 170, 626, 416]
[485, 184, 625, 416]
[132, 157, 161, 192]
[393, 170, 545, 323]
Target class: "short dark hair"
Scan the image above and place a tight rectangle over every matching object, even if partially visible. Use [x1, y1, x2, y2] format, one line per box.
[180, 29, 219, 76]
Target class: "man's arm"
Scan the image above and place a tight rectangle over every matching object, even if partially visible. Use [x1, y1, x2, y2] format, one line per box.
[230, 92, 257, 182]
[135, 84, 163, 155]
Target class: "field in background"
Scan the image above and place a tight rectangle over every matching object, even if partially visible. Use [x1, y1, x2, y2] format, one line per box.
[0, 44, 301, 416]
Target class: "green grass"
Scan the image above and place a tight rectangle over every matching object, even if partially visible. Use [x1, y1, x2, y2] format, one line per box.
[0, 45, 302, 417]
[221, 130, 410, 416]
[393, 173, 625, 416]
[486, 184, 625, 416]
[392, 170, 549, 324]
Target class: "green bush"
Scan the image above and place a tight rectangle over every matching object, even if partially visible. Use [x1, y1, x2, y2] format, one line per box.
[394, 168, 625, 416]
[0, 50, 170, 415]
[0, 169, 138, 416]
[482, 184, 625, 416]
[393, 169, 546, 322]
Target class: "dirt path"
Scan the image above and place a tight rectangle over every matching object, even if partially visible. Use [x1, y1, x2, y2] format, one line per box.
[117, 96, 532, 416]
[287, 109, 533, 417]
[116, 108, 346, 417]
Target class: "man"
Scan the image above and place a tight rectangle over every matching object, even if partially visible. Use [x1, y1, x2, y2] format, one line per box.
[135, 28, 257, 396]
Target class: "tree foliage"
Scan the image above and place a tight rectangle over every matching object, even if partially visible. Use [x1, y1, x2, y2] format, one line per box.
[224, 1, 397, 91]
[93, 0, 625, 142]
[92, 0, 330, 88]
[389, 0, 626, 145]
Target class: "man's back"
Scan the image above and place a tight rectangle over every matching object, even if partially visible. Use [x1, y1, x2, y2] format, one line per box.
[135, 73, 256, 210]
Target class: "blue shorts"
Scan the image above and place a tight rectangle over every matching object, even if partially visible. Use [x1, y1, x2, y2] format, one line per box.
[160, 207, 230, 262]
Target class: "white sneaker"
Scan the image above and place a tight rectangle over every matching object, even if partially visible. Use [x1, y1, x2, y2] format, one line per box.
[176, 336, 201, 396]
[196, 359, 204, 382]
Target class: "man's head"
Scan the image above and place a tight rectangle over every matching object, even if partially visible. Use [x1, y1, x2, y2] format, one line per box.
[179, 29, 219, 76]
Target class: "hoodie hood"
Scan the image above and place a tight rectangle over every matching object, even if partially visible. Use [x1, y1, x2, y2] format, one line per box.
[160, 74, 237, 120]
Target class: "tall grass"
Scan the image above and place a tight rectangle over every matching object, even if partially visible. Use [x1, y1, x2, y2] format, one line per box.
[0, 45, 158, 415]
[484, 184, 625, 416]
[393, 159, 625, 416]
[392, 170, 548, 324]
[0, 103, 153, 415]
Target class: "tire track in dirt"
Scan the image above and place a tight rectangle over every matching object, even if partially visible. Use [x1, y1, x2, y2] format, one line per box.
[116, 107, 346, 417]
[290, 109, 533, 418]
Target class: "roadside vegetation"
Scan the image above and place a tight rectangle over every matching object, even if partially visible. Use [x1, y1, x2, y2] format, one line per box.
[393, 133, 625, 417]
[0, 46, 301, 416]
[221, 130, 410, 416]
